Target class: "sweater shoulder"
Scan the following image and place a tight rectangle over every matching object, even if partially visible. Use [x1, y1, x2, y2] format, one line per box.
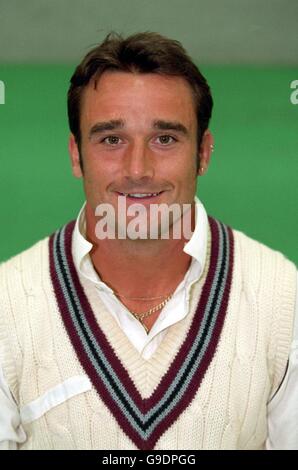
[0, 235, 51, 284]
[0, 236, 53, 401]
[229, 224, 297, 306]
[229, 223, 297, 395]
[231, 224, 297, 272]
[0, 235, 52, 329]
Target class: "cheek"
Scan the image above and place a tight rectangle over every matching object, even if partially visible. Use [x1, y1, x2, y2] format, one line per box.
[173, 156, 197, 181]
[84, 144, 120, 174]
[81, 157, 105, 192]
[82, 148, 107, 179]
[82, 158, 119, 201]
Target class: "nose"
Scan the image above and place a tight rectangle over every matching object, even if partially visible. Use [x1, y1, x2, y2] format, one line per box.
[123, 141, 154, 181]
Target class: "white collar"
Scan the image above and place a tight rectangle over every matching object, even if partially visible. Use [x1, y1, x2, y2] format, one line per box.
[72, 196, 209, 288]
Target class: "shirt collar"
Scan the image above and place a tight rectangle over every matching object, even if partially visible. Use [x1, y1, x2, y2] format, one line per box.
[72, 196, 209, 284]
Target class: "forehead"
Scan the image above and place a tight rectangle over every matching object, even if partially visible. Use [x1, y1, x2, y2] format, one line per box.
[80, 71, 197, 130]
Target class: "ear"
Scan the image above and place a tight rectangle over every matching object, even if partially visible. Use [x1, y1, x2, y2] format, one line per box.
[68, 134, 83, 178]
[197, 130, 214, 176]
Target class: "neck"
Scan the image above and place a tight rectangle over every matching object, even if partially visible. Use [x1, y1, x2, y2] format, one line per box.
[85, 202, 195, 297]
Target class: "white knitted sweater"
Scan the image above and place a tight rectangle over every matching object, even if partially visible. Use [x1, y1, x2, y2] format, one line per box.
[0, 217, 296, 450]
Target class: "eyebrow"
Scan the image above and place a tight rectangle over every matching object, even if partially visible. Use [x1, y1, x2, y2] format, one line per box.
[153, 120, 188, 136]
[88, 118, 189, 140]
[89, 120, 125, 139]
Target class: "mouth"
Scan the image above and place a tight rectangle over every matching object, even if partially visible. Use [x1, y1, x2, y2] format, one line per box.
[115, 191, 165, 201]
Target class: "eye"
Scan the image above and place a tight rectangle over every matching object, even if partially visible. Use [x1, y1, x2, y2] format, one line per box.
[156, 135, 177, 145]
[102, 135, 122, 145]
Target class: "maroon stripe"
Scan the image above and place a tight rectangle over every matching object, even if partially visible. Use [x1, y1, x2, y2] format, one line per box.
[49, 225, 147, 445]
[49, 215, 234, 449]
[145, 222, 234, 449]
[60, 215, 221, 409]
[62, 222, 142, 404]
[144, 215, 221, 408]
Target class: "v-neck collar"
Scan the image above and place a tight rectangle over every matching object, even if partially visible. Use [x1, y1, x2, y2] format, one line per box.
[49, 215, 234, 450]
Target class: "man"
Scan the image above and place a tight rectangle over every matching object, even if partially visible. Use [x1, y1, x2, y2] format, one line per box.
[0, 32, 297, 450]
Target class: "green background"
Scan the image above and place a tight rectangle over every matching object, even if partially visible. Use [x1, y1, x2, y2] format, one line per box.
[0, 0, 297, 265]
[0, 65, 297, 264]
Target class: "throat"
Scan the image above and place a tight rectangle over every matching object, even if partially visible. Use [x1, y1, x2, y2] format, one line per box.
[90, 238, 191, 302]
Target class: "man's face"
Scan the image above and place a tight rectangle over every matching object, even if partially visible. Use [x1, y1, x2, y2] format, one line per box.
[70, 71, 205, 236]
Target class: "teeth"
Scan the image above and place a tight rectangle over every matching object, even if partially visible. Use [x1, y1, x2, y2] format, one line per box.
[130, 193, 153, 198]
[121, 192, 160, 198]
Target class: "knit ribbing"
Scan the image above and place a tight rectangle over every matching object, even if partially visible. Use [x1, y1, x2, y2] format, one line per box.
[49, 216, 234, 449]
[79, 224, 212, 401]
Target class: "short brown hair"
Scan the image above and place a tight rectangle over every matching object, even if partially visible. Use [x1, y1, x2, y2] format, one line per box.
[67, 32, 213, 162]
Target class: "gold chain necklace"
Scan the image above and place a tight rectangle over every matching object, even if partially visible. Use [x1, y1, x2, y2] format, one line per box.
[129, 294, 173, 333]
[115, 292, 170, 301]
[114, 290, 174, 333]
